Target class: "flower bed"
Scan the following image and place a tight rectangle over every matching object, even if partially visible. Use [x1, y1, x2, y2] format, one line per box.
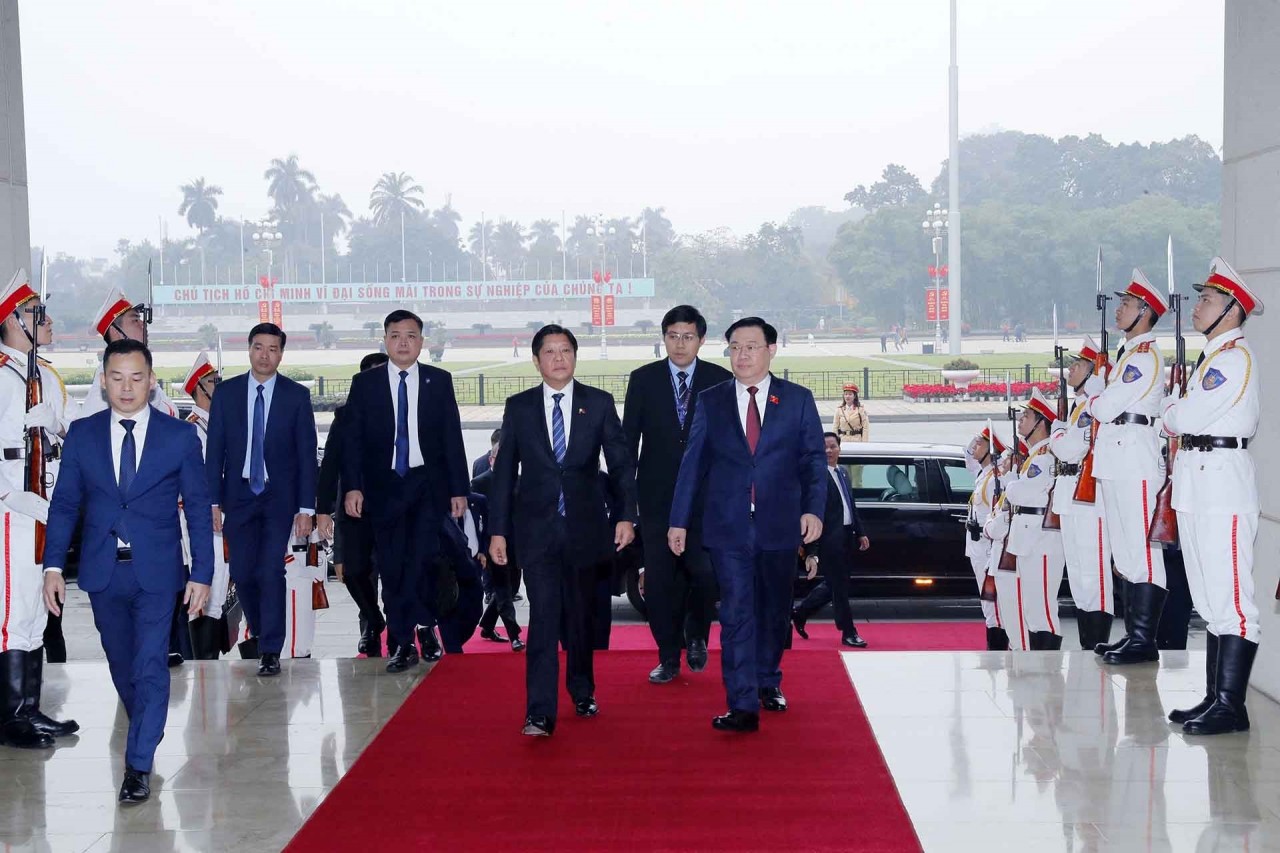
[902, 380, 1058, 403]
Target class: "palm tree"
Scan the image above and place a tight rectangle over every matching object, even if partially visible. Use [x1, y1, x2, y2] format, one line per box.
[432, 204, 462, 247]
[264, 155, 317, 211]
[369, 172, 425, 226]
[489, 220, 527, 277]
[178, 178, 223, 232]
[640, 207, 676, 252]
[468, 219, 495, 259]
[316, 193, 352, 237]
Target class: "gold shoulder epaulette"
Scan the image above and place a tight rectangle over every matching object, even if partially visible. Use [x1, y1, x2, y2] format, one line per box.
[1134, 341, 1153, 354]
[0, 353, 9, 367]
[1219, 339, 1239, 351]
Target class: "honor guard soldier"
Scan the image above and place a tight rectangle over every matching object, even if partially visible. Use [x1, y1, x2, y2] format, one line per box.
[0, 271, 78, 749]
[1084, 269, 1168, 665]
[983, 437, 1030, 649]
[964, 425, 1009, 650]
[1000, 389, 1066, 650]
[78, 287, 177, 419]
[1049, 335, 1114, 650]
[180, 353, 231, 659]
[1160, 257, 1262, 735]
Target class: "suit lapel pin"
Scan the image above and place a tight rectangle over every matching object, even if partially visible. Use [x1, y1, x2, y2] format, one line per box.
[768, 394, 780, 405]
[578, 407, 586, 415]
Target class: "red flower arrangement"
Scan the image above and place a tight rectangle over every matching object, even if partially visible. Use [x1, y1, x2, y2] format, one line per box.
[902, 380, 1057, 401]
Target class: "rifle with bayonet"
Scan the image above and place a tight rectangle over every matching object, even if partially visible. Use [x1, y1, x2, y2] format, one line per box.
[977, 417, 1000, 602]
[1149, 236, 1183, 546]
[1043, 304, 1065, 530]
[997, 398, 1022, 572]
[24, 257, 49, 562]
[1073, 248, 1109, 503]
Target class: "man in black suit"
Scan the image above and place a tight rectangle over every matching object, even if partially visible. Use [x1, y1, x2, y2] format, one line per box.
[206, 323, 317, 677]
[623, 304, 732, 684]
[489, 324, 637, 737]
[793, 432, 871, 648]
[317, 352, 388, 657]
[342, 310, 469, 672]
[471, 429, 501, 478]
[472, 438, 524, 650]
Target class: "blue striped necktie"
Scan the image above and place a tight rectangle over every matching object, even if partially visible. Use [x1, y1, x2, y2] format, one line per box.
[552, 393, 566, 516]
[676, 370, 690, 427]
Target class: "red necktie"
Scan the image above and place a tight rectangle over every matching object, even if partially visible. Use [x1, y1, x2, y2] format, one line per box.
[747, 386, 761, 507]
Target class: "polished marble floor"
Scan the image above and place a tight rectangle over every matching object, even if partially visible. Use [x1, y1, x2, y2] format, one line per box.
[1, 658, 428, 852]
[846, 650, 1280, 852]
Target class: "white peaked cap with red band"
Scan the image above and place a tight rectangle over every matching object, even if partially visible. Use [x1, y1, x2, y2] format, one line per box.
[94, 287, 139, 337]
[1115, 268, 1169, 317]
[0, 268, 34, 318]
[1018, 387, 1058, 423]
[183, 351, 216, 396]
[1195, 256, 1264, 316]
[1073, 334, 1100, 362]
[976, 425, 1007, 455]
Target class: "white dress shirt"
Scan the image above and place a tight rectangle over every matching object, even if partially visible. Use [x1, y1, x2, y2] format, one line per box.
[829, 465, 853, 525]
[734, 374, 772, 435]
[542, 380, 575, 451]
[112, 405, 151, 547]
[387, 361, 425, 469]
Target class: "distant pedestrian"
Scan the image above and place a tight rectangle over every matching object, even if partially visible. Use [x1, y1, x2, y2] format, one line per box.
[879, 332, 888, 353]
[512, 337, 520, 357]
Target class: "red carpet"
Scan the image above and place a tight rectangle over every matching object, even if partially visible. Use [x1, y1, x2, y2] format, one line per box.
[462, 620, 985, 654]
[288, 651, 922, 852]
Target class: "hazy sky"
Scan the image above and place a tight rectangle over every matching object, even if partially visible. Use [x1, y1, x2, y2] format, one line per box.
[22, 0, 1223, 258]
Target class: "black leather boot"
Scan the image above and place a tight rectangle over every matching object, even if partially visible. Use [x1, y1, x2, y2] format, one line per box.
[1041, 632, 1063, 651]
[1026, 631, 1044, 651]
[1077, 611, 1114, 651]
[0, 650, 53, 749]
[188, 616, 222, 660]
[23, 652, 78, 737]
[985, 627, 1010, 651]
[1183, 635, 1257, 736]
[1096, 584, 1135, 655]
[1102, 583, 1166, 665]
[1169, 632, 1218, 724]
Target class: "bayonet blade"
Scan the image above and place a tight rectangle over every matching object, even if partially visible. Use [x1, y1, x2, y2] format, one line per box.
[1167, 235, 1175, 297]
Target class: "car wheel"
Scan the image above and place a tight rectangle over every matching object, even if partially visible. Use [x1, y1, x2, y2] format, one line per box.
[626, 566, 647, 619]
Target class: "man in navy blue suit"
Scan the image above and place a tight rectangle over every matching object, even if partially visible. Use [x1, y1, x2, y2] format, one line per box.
[205, 323, 316, 677]
[669, 317, 826, 733]
[43, 339, 214, 803]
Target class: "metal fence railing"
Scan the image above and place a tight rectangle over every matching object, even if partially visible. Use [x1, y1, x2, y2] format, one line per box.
[309, 364, 1059, 405]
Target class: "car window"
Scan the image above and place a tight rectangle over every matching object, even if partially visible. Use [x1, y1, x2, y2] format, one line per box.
[842, 458, 921, 504]
[938, 458, 975, 505]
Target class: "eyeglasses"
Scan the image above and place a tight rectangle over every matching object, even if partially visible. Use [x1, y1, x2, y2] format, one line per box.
[727, 343, 768, 355]
[664, 332, 699, 343]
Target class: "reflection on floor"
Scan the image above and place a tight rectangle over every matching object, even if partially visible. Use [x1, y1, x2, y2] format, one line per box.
[845, 651, 1280, 852]
[1, 658, 427, 852]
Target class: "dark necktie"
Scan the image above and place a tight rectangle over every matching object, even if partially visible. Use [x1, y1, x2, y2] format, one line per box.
[395, 370, 410, 477]
[250, 385, 266, 495]
[118, 419, 136, 544]
[1116, 343, 1126, 363]
[746, 386, 761, 506]
[552, 393, 567, 516]
[835, 466, 854, 516]
[676, 370, 690, 427]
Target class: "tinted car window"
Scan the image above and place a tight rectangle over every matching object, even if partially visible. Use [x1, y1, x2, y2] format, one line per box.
[938, 458, 975, 505]
[844, 458, 921, 504]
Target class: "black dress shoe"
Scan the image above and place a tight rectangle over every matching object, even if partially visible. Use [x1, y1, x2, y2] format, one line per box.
[759, 687, 787, 712]
[167, 652, 184, 668]
[480, 628, 508, 643]
[0, 718, 54, 749]
[257, 653, 281, 677]
[118, 767, 150, 804]
[649, 661, 680, 684]
[416, 626, 443, 662]
[712, 710, 760, 732]
[792, 610, 809, 640]
[386, 644, 419, 673]
[511, 638, 525, 652]
[687, 639, 709, 672]
[574, 697, 599, 717]
[842, 633, 868, 648]
[522, 714, 554, 737]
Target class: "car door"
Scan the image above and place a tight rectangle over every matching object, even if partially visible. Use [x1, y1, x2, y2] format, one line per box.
[840, 454, 937, 585]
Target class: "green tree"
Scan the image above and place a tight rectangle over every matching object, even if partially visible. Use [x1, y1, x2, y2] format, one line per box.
[264, 155, 316, 212]
[489, 220, 527, 276]
[844, 164, 926, 212]
[640, 207, 676, 252]
[197, 323, 220, 348]
[178, 178, 223, 232]
[369, 171, 425, 226]
[363, 320, 381, 339]
[309, 321, 335, 348]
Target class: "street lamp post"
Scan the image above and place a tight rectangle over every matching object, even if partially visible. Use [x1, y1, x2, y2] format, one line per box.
[587, 214, 616, 360]
[921, 203, 949, 353]
[252, 224, 284, 294]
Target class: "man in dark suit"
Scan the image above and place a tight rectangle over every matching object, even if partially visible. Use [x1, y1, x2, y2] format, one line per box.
[793, 432, 871, 648]
[317, 352, 388, 657]
[44, 339, 214, 804]
[342, 310, 469, 672]
[489, 324, 637, 737]
[472, 444, 524, 650]
[206, 323, 317, 678]
[623, 304, 731, 684]
[471, 429, 501, 478]
[670, 317, 825, 733]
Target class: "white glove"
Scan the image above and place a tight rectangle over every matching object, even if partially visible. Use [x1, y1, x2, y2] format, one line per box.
[2, 491, 50, 524]
[1081, 373, 1106, 397]
[23, 401, 62, 434]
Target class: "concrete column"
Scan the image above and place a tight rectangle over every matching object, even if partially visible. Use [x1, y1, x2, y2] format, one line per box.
[1223, 0, 1280, 699]
[0, 0, 29, 286]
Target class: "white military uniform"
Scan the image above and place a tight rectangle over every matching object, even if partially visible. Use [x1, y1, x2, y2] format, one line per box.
[1084, 329, 1166, 588]
[964, 448, 1002, 631]
[0, 344, 67, 654]
[1161, 328, 1260, 640]
[1002, 436, 1065, 639]
[280, 532, 327, 658]
[181, 405, 231, 623]
[1049, 394, 1114, 614]
[78, 366, 177, 420]
[983, 447, 1028, 650]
